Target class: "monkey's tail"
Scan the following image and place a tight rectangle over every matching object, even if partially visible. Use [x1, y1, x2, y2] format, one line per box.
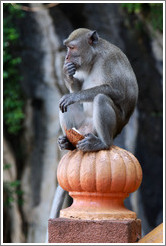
[45, 185, 67, 243]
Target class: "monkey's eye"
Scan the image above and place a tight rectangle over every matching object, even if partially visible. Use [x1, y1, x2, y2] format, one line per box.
[69, 46, 77, 50]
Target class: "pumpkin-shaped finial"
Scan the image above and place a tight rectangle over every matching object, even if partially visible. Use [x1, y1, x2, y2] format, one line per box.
[57, 146, 142, 220]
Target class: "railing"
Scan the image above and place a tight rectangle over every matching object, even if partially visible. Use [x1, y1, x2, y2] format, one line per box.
[138, 223, 163, 243]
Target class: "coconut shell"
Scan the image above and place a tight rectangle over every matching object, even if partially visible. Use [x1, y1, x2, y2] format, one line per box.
[65, 128, 84, 147]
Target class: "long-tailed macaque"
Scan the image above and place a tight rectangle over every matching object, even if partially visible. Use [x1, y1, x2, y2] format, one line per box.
[58, 28, 138, 152]
[46, 29, 138, 240]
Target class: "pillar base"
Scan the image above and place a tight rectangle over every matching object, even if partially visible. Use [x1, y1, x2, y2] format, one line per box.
[48, 218, 141, 243]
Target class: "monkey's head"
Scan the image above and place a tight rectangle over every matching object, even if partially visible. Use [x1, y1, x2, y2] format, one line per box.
[63, 28, 99, 68]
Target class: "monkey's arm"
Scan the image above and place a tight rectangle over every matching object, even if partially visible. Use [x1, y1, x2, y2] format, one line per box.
[64, 76, 83, 92]
[59, 84, 123, 113]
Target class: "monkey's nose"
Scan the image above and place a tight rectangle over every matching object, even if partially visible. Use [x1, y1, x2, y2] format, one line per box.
[65, 56, 70, 62]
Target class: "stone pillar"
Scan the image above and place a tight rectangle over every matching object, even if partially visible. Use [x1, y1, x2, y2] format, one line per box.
[48, 145, 143, 243]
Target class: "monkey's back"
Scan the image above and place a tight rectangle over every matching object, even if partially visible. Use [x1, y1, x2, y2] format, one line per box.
[96, 39, 138, 135]
[100, 39, 138, 109]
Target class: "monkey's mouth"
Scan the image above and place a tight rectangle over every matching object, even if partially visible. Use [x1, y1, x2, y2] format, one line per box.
[72, 64, 81, 71]
[72, 57, 81, 68]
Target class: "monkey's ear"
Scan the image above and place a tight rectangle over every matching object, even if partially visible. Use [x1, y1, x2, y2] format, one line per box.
[88, 30, 99, 45]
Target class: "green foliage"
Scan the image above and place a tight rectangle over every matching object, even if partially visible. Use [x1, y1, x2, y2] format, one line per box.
[121, 3, 142, 14]
[3, 3, 25, 135]
[3, 164, 24, 207]
[3, 4, 25, 210]
[149, 3, 163, 32]
[4, 180, 24, 207]
[121, 3, 163, 32]
[3, 163, 12, 170]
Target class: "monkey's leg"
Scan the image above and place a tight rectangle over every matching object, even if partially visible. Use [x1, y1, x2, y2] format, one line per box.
[77, 94, 117, 152]
[58, 103, 85, 150]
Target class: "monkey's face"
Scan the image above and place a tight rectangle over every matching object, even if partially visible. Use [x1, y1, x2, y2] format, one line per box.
[65, 45, 82, 68]
[63, 28, 99, 69]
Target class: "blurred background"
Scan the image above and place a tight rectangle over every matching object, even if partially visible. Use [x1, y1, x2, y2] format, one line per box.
[3, 2, 163, 243]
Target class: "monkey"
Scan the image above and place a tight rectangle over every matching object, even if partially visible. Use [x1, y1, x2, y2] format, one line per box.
[58, 28, 138, 152]
[46, 29, 138, 241]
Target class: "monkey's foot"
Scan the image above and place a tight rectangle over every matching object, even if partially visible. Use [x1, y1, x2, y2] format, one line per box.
[76, 133, 109, 152]
[58, 136, 75, 150]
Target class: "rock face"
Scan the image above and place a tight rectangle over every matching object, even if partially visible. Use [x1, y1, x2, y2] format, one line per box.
[6, 2, 162, 243]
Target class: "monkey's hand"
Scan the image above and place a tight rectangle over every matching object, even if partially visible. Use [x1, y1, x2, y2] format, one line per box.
[63, 62, 76, 78]
[59, 93, 77, 113]
[58, 136, 75, 150]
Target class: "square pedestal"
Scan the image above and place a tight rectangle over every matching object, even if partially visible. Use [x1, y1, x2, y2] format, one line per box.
[48, 218, 141, 243]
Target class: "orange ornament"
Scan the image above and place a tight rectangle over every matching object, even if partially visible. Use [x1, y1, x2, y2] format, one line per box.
[57, 146, 142, 220]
